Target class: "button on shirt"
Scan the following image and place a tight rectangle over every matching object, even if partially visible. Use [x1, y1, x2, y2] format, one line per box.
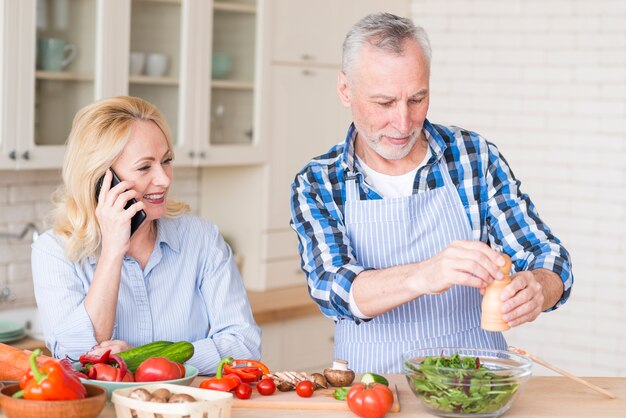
[32, 215, 261, 374]
[290, 120, 573, 323]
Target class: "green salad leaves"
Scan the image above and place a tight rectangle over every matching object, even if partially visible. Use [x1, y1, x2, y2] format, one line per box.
[406, 353, 519, 415]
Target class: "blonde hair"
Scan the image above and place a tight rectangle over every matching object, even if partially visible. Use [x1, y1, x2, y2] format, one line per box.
[49, 96, 190, 262]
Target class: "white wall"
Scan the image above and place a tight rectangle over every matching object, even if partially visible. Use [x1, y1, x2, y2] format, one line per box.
[412, 0, 626, 376]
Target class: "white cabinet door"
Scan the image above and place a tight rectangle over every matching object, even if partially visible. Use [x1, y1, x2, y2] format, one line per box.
[0, 0, 19, 168]
[271, 0, 410, 66]
[266, 64, 351, 230]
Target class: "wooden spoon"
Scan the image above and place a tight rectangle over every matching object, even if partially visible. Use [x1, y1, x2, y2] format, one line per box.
[508, 346, 616, 399]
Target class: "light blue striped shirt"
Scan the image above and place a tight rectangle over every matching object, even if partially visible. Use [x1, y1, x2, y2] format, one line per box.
[31, 214, 261, 374]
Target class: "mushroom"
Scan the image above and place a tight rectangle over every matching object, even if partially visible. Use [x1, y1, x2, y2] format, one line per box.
[151, 388, 172, 401]
[277, 381, 296, 392]
[310, 372, 328, 389]
[323, 359, 355, 387]
[168, 393, 197, 403]
[128, 388, 152, 402]
[149, 395, 168, 403]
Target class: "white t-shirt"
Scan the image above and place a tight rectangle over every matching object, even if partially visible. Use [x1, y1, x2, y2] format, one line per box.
[349, 150, 431, 319]
[356, 150, 430, 198]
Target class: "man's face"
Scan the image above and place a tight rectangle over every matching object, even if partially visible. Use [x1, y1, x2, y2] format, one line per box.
[338, 38, 430, 161]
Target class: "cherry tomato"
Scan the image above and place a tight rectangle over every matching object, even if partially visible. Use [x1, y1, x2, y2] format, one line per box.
[295, 380, 314, 398]
[256, 378, 276, 396]
[235, 382, 252, 400]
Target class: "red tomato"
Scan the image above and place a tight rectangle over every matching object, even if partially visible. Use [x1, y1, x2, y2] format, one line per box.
[256, 378, 276, 396]
[295, 380, 314, 398]
[235, 382, 252, 400]
[346, 383, 394, 418]
[135, 358, 182, 382]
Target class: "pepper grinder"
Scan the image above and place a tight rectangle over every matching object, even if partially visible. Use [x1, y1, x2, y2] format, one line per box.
[481, 253, 512, 331]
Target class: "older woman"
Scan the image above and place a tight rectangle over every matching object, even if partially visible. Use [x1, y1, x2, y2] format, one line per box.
[32, 96, 261, 374]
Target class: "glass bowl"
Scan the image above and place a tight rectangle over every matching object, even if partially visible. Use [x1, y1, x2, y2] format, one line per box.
[403, 347, 532, 418]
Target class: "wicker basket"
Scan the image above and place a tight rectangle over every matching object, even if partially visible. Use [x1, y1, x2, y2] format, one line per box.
[111, 383, 232, 418]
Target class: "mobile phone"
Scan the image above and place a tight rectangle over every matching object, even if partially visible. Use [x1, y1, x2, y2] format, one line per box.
[95, 170, 147, 236]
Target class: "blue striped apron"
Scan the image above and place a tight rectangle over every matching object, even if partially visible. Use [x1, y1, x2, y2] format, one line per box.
[335, 158, 507, 373]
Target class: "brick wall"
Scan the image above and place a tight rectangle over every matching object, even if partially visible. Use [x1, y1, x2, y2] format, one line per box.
[411, 0, 626, 376]
[0, 167, 201, 309]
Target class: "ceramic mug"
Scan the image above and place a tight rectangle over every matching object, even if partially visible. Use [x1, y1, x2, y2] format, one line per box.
[212, 52, 232, 79]
[129, 51, 146, 75]
[37, 38, 77, 71]
[145, 53, 169, 77]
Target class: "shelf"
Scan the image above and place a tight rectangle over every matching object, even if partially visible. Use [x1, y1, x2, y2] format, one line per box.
[214, 1, 256, 14]
[135, 0, 181, 4]
[211, 80, 254, 90]
[35, 71, 94, 82]
[129, 75, 179, 86]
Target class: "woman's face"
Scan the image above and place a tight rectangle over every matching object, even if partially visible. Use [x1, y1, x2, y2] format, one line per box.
[112, 120, 173, 223]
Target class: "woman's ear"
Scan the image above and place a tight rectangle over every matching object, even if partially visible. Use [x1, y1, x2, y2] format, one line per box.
[337, 71, 351, 108]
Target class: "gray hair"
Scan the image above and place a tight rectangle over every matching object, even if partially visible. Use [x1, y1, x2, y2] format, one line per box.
[342, 12, 432, 78]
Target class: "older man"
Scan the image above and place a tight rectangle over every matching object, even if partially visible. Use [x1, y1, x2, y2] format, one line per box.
[289, 13, 573, 373]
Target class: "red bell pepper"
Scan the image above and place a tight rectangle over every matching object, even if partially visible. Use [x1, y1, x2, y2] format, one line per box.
[134, 357, 182, 382]
[223, 359, 270, 383]
[78, 349, 110, 366]
[13, 349, 87, 401]
[199, 357, 242, 392]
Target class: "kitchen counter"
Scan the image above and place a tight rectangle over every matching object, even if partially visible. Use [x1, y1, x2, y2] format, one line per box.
[5, 374, 618, 418]
[246, 285, 319, 324]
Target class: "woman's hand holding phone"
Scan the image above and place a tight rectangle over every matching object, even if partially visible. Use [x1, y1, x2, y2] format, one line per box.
[95, 169, 146, 256]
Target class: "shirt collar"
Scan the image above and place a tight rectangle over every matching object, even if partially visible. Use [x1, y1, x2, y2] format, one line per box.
[87, 218, 181, 265]
[341, 118, 448, 174]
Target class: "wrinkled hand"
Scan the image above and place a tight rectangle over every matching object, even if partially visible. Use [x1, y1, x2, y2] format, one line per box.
[89, 339, 132, 356]
[499, 271, 544, 327]
[417, 240, 505, 295]
[95, 169, 144, 254]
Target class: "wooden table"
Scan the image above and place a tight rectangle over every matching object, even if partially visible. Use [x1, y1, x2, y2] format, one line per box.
[6, 374, 618, 418]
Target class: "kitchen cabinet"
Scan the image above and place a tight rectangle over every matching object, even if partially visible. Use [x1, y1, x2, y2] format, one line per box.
[0, 0, 265, 169]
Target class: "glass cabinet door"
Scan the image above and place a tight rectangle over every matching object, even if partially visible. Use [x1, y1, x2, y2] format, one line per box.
[129, 0, 182, 150]
[209, 1, 257, 150]
[25, 0, 98, 168]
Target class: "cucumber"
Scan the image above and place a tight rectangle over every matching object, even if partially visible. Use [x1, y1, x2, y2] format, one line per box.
[361, 372, 389, 386]
[118, 341, 174, 372]
[155, 341, 195, 365]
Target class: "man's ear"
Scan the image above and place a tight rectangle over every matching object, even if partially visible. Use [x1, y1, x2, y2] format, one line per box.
[337, 71, 351, 108]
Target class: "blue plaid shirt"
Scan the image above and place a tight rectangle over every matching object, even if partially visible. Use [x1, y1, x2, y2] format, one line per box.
[290, 119, 573, 322]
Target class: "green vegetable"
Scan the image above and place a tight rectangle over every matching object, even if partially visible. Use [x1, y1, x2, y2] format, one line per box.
[333, 387, 350, 401]
[361, 373, 389, 386]
[405, 353, 519, 415]
[117, 341, 174, 372]
[156, 341, 195, 365]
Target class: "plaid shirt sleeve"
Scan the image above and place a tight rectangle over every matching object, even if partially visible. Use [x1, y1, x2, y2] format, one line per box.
[290, 157, 368, 323]
[479, 138, 573, 310]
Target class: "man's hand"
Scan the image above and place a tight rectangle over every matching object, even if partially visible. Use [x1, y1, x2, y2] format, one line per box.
[500, 269, 564, 327]
[415, 240, 505, 295]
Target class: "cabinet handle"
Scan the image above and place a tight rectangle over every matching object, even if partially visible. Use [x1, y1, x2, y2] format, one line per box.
[22, 151, 31, 160]
[302, 69, 315, 76]
[188, 151, 195, 158]
[301, 53, 314, 61]
[9, 150, 16, 160]
[199, 151, 206, 159]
